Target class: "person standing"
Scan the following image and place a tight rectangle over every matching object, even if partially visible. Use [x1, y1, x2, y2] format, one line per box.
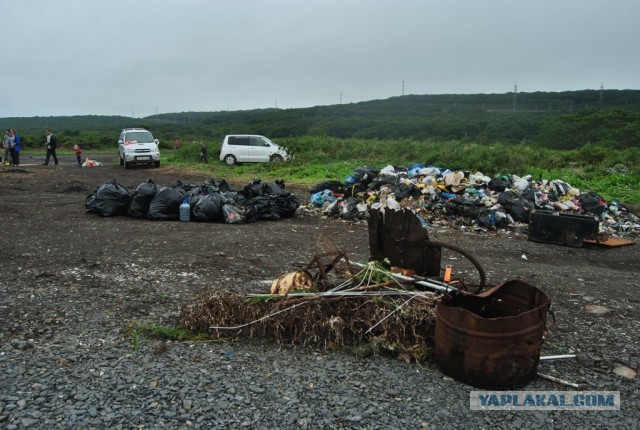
[199, 142, 208, 163]
[2, 129, 10, 164]
[43, 129, 58, 166]
[174, 139, 181, 150]
[74, 144, 83, 166]
[11, 129, 21, 166]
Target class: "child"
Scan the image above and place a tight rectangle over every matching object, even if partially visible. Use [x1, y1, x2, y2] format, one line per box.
[74, 144, 83, 166]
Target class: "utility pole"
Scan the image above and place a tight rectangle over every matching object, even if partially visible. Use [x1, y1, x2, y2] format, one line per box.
[599, 82, 604, 106]
[513, 82, 518, 112]
[402, 80, 405, 96]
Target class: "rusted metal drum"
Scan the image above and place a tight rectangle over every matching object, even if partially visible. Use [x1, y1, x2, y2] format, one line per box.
[435, 279, 551, 389]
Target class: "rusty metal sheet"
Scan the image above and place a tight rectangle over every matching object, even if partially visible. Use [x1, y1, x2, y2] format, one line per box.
[368, 207, 441, 276]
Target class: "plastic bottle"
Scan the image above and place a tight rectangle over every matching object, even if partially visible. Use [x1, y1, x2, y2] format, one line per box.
[179, 198, 190, 222]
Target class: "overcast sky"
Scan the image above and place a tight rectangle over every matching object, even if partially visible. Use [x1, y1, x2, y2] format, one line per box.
[2, 0, 639, 118]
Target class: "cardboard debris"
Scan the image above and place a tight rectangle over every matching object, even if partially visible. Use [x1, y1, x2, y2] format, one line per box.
[583, 237, 636, 248]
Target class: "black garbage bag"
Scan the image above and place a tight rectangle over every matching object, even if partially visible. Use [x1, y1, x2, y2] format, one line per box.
[445, 196, 484, 218]
[352, 166, 379, 185]
[93, 181, 132, 217]
[203, 178, 231, 193]
[242, 179, 266, 198]
[339, 197, 360, 220]
[497, 190, 533, 223]
[223, 191, 246, 205]
[222, 203, 247, 224]
[476, 209, 509, 230]
[147, 187, 187, 221]
[128, 179, 158, 218]
[343, 182, 368, 198]
[392, 182, 422, 200]
[85, 193, 97, 214]
[244, 195, 280, 220]
[488, 178, 510, 192]
[577, 192, 607, 216]
[191, 193, 225, 222]
[309, 180, 345, 195]
[187, 186, 206, 198]
[369, 174, 401, 190]
[274, 193, 300, 218]
[170, 180, 197, 193]
[264, 180, 287, 196]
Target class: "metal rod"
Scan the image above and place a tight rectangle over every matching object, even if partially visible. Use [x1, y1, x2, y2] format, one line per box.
[539, 354, 577, 361]
[246, 290, 437, 299]
[351, 261, 460, 294]
[537, 372, 584, 389]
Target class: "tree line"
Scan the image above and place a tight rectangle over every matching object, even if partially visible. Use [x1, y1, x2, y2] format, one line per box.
[1, 89, 638, 150]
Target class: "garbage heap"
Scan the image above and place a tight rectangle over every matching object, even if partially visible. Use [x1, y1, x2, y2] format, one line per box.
[307, 164, 640, 236]
[85, 178, 299, 223]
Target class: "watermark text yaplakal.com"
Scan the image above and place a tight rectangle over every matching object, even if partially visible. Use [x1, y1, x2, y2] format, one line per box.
[470, 391, 620, 411]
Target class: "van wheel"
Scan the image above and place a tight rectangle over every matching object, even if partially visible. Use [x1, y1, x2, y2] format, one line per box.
[224, 155, 237, 166]
[154, 161, 160, 167]
[270, 154, 284, 163]
[123, 159, 130, 169]
[119, 156, 124, 165]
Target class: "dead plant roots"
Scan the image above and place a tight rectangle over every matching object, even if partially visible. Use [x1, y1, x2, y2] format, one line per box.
[180, 291, 436, 362]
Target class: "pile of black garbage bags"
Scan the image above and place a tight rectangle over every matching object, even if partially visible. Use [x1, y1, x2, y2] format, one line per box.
[85, 178, 300, 223]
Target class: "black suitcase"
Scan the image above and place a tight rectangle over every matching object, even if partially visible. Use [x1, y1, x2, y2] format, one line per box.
[528, 210, 599, 247]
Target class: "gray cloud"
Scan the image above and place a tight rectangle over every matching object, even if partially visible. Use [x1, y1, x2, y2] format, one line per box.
[2, 0, 639, 117]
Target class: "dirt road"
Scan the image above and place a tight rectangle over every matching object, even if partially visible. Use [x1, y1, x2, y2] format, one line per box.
[1, 153, 638, 428]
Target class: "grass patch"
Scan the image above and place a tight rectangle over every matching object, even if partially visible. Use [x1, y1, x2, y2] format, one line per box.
[124, 321, 218, 344]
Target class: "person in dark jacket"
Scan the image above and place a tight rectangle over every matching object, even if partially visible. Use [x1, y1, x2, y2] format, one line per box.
[43, 129, 59, 166]
[199, 142, 208, 163]
[13, 129, 21, 166]
[9, 129, 21, 166]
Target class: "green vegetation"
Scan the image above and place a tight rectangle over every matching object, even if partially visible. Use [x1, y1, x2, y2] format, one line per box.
[2, 90, 638, 205]
[125, 321, 214, 343]
[163, 137, 639, 206]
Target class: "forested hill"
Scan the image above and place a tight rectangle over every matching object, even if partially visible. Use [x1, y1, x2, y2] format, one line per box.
[2, 89, 640, 149]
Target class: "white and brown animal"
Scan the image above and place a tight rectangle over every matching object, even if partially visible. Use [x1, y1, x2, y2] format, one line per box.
[270, 271, 314, 295]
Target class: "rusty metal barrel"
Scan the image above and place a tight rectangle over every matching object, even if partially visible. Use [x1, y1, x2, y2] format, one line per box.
[435, 279, 550, 389]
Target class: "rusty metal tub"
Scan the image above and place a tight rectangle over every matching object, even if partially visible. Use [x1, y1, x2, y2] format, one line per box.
[435, 279, 550, 389]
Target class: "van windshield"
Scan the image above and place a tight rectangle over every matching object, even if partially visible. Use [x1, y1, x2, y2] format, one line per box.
[124, 131, 154, 143]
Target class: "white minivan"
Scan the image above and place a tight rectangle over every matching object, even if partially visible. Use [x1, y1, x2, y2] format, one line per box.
[118, 128, 161, 168]
[219, 134, 291, 166]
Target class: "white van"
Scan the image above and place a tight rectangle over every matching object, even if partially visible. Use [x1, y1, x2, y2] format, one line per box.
[219, 134, 291, 166]
[118, 128, 161, 168]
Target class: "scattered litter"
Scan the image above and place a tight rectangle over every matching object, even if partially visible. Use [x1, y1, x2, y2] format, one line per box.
[585, 304, 611, 315]
[304, 164, 639, 238]
[584, 237, 636, 247]
[612, 366, 637, 380]
[539, 354, 577, 361]
[537, 372, 585, 389]
[82, 158, 103, 167]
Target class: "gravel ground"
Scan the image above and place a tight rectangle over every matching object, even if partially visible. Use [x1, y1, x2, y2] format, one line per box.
[0, 154, 638, 429]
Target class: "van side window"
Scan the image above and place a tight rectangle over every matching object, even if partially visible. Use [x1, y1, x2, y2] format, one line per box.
[229, 137, 249, 146]
[250, 137, 269, 147]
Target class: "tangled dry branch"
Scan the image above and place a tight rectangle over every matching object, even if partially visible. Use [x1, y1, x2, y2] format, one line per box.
[180, 291, 437, 362]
